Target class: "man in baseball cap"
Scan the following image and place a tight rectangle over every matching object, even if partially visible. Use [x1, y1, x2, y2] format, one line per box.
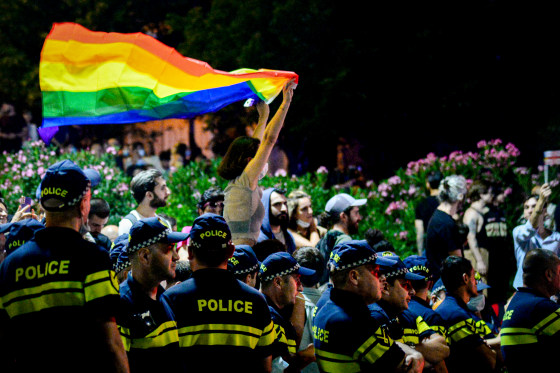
[39, 159, 100, 211]
[0, 159, 127, 372]
[161, 213, 276, 371]
[260, 251, 317, 372]
[313, 240, 424, 372]
[0, 218, 44, 256]
[228, 245, 260, 287]
[117, 217, 183, 372]
[316, 193, 368, 285]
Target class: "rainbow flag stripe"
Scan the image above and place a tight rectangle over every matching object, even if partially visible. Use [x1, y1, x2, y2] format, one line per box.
[39, 22, 298, 128]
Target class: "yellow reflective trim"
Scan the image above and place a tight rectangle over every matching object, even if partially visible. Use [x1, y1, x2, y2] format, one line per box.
[84, 270, 119, 302]
[126, 321, 179, 349]
[315, 348, 360, 373]
[447, 319, 475, 343]
[500, 327, 538, 346]
[257, 320, 275, 348]
[0, 281, 84, 317]
[177, 323, 264, 349]
[534, 310, 560, 336]
[354, 326, 393, 364]
[119, 326, 132, 352]
[430, 324, 447, 338]
[415, 315, 431, 335]
[402, 328, 420, 345]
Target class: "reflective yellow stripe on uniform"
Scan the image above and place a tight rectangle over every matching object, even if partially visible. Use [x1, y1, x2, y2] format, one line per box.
[273, 322, 297, 353]
[447, 319, 477, 343]
[0, 281, 84, 318]
[402, 328, 420, 345]
[84, 270, 119, 302]
[119, 320, 178, 351]
[534, 309, 560, 336]
[354, 326, 393, 365]
[177, 323, 268, 349]
[315, 348, 361, 373]
[415, 315, 431, 335]
[430, 324, 447, 338]
[257, 320, 276, 348]
[500, 327, 538, 346]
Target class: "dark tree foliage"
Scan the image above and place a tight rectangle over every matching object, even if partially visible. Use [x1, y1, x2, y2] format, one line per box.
[2, 1, 560, 179]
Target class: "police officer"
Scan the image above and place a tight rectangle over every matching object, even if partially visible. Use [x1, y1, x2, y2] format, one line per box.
[374, 253, 449, 372]
[117, 217, 184, 373]
[403, 255, 447, 338]
[500, 249, 560, 373]
[259, 251, 317, 371]
[435, 256, 500, 373]
[0, 218, 45, 257]
[161, 213, 275, 372]
[228, 244, 260, 287]
[0, 159, 128, 372]
[312, 240, 424, 372]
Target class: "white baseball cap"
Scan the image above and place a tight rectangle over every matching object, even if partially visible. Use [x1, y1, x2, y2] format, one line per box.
[325, 193, 367, 214]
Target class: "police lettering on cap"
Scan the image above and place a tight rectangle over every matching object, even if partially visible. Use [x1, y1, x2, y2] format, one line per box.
[189, 213, 232, 249]
[127, 217, 188, 255]
[259, 252, 315, 282]
[377, 252, 425, 281]
[325, 193, 367, 214]
[403, 255, 435, 281]
[39, 160, 101, 211]
[0, 219, 45, 256]
[228, 245, 260, 275]
[328, 240, 396, 273]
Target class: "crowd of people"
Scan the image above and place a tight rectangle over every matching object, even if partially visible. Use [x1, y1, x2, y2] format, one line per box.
[1, 82, 560, 373]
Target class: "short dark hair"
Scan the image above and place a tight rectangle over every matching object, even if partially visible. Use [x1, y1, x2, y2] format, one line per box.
[130, 169, 163, 203]
[441, 256, 473, 292]
[292, 246, 325, 287]
[217, 136, 260, 180]
[89, 198, 110, 219]
[523, 249, 560, 288]
[197, 187, 225, 210]
[252, 239, 286, 262]
[174, 260, 193, 282]
[189, 242, 232, 267]
[427, 170, 444, 190]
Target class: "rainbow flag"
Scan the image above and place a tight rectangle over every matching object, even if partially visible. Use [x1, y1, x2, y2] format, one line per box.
[39, 22, 298, 130]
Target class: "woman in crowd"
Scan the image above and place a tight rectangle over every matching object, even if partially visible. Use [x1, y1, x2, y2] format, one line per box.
[217, 81, 295, 246]
[287, 190, 326, 249]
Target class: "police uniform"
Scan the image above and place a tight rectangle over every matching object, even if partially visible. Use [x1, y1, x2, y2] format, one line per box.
[0, 160, 120, 372]
[161, 213, 275, 372]
[436, 294, 495, 373]
[118, 272, 180, 372]
[313, 241, 404, 372]
[500, 287, 560, 373]
[162, 268, 275, 371]
[408, 296, 447, 338]
[0, 227, 120, 371]
[314, 288, 405, 372]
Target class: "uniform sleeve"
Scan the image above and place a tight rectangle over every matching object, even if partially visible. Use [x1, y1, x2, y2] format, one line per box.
[83, 247, 121, 318]
[446, 317, 485, 348]
[356, 325, 405, 371]
[254, 298, 275, 357]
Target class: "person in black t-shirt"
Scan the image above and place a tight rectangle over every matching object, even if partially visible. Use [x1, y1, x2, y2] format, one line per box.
[415, 171, 443, 255]
[426, 175, 468, 279]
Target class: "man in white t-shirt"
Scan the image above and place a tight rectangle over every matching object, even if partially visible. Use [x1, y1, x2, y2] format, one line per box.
[118, 168, 171, 235]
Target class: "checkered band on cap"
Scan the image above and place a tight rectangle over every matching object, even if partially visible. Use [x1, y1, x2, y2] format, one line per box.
[329, 252, 378, 273]
[114, 259, 130, 274]
[128, 230, 168, 254]
[384, 267, 410, 279]
[232, 263, 260, 275]
[190, 240, 229, 249]
[260, 263, 300, 282]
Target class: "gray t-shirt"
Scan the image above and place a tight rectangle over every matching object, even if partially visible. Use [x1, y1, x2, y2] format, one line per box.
[223, 171, 265, 243]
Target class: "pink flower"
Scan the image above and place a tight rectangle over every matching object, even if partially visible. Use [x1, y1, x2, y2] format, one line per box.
[274, 169, 287, 177]
[317, 166, 328, 174]
[388, 176, 401, 185]
[399, 231, 408, 240]
[477, 140, 487, 148]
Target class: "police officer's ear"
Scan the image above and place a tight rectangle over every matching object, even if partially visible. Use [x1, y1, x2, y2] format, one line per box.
[348, 268, 360, 287]
[79, 190, 92, 221]
[138, 247, 151, 265]
[187, 244, 195, 261]
[273, 276, 283, 289]
[226, 241, 235, 259]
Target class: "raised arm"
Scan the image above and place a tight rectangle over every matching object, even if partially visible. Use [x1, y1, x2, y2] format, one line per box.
[530, 183, 551, 229]
[463, 209, 487, 275]
[252, 101, 270, 142]
[244, 81, 295, 189]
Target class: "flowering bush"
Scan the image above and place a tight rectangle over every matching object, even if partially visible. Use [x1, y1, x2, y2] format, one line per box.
[1, 138, 557, 259]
